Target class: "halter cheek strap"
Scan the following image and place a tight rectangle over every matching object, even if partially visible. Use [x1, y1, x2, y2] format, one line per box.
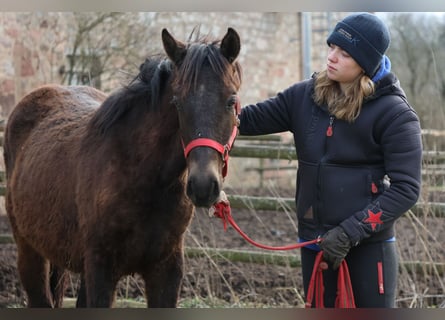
[182, 97, 240, 178]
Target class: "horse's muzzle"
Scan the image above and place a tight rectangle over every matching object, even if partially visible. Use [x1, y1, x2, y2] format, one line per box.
[186, 172, 221, 207]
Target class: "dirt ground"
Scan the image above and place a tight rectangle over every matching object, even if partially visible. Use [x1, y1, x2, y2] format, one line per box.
[0, 187, 444, 308]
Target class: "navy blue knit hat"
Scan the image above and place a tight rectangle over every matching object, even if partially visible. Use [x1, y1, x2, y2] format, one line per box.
[327, 13, 391, 77]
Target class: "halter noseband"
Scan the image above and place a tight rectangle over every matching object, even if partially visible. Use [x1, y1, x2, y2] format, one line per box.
[182, 97, 241, 178]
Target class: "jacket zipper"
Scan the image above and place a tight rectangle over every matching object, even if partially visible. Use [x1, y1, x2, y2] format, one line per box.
[326, 115, 334, 137]
[316, 115, 335, 233]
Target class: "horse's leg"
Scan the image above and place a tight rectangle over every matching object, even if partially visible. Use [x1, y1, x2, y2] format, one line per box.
[76, 275, 87, 308]
[16, 239, 53, 307]
[83, 252, 118, 307]
[76, 274, 87, 308]
[143, 249, 184, 308]
[49, 265, 67, 307]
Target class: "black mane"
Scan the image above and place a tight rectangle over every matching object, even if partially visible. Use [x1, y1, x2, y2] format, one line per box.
[89, 30, 241, 135]
[89, 56, 173, 134]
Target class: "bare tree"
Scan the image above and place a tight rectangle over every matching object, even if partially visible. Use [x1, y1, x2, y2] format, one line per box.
[61, 12, 159, 90]
[385, 13, 445, 129]
[435, 20, 445, 100]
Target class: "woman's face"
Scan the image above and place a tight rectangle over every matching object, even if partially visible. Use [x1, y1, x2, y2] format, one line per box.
[326, 44, 363, 89]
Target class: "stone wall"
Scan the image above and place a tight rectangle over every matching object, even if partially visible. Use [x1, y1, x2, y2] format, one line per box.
[0, 12, 70, 118]
[0, 12, 346, 119]
[0, 12, 349, 188]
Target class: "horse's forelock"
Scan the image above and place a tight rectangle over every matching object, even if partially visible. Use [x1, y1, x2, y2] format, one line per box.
[173, 40, 242, 99]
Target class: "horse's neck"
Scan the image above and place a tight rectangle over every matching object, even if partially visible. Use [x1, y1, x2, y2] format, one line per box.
[123, 105, 186, 183]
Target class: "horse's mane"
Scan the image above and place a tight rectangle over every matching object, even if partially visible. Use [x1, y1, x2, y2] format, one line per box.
[90, 29, 242, 135]
[89, 55, 173, 134]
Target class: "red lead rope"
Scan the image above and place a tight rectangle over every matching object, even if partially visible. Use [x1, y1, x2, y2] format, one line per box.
[211, 197, 320, 250]
[305, 251, 356, 308]
[211, 195, 356, 308]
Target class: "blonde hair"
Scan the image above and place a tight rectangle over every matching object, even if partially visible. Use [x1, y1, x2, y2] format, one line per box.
[313, 70, 375, 122]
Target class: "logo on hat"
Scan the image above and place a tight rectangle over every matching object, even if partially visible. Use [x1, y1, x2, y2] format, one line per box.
[337, 28, 360, 46]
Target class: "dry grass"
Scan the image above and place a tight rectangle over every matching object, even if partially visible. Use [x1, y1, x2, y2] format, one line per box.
[1, 126, 444, 309]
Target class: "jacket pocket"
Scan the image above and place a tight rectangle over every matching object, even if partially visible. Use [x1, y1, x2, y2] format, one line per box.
[318, 164, 385, 226]
[296, 161, 318, 222]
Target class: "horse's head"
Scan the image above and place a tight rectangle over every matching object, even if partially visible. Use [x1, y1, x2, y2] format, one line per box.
[162, 27, 242, 208]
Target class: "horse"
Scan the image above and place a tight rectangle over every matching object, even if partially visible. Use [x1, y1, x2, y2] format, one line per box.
[3, 27, 242, 308]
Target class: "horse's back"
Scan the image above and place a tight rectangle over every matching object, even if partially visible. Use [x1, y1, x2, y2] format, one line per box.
[4, 84, 106, 176]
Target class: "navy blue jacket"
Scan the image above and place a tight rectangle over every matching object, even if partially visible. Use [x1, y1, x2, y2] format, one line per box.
[238, 73, 422, 245]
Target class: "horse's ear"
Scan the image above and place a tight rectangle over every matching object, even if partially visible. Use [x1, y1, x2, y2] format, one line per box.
[220, 27, 241, 64]
[162, 28, 187, 65]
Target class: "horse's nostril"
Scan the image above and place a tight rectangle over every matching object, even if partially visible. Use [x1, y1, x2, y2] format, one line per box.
[186, 178, 194, 198]
[187, 175, 221, 207]
[210, 179, 220, 199]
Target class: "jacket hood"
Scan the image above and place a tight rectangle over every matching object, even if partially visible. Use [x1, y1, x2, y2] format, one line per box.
[366, 72, 406, 102]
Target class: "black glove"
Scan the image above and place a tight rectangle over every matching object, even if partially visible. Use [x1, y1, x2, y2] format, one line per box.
[319, 226, 352, 270]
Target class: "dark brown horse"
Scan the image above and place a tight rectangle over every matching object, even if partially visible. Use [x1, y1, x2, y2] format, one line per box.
[3, 27, 242, 307]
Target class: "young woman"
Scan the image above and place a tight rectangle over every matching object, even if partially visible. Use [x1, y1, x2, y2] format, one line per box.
[238, 12, 422, 307]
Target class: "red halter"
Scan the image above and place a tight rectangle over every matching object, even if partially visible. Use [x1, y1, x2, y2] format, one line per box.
[182, 97, 241, 178]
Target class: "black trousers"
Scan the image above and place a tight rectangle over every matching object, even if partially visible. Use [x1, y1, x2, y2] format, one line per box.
[301, 241, 398, 308]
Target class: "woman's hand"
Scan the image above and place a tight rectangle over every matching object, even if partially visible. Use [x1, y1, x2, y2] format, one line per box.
[319, 226, 353, 269]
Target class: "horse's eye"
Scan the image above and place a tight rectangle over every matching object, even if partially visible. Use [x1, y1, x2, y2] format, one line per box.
[226, 95, 237, 108]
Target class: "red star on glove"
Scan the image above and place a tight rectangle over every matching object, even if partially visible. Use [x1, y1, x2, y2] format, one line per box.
[364, 210, 383, 231]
